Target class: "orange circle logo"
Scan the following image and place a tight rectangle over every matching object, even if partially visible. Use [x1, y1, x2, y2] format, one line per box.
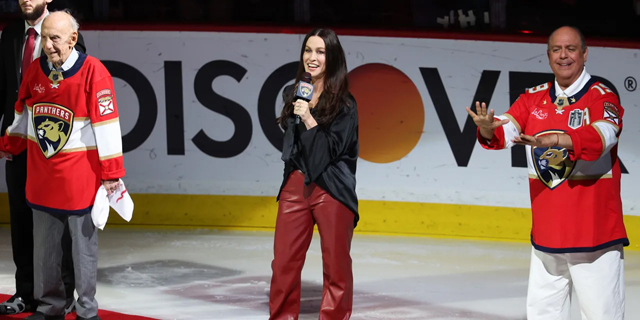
[348, 63, 425, 163]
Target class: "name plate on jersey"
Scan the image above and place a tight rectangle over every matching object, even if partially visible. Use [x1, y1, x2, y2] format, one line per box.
[32, 103, 74, 159]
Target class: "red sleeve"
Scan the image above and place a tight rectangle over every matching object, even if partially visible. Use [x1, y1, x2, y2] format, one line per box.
[504, 93, 530, 134]
[86, 60, 126, 180]
[478, 92, 530, 150]
[566, 85, 623, 161]
[477, 125, 505, 150]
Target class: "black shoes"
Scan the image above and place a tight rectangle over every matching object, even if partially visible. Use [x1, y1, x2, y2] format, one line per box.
[24, 311, 65, 320]
[22, 310, 98, 320]
[0, 294, 36, 314]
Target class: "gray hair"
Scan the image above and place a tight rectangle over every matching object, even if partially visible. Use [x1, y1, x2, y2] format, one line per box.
[63, 9, 80, 31]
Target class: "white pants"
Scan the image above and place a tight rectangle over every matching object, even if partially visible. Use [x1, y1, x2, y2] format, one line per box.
[526, 244, 625, 320]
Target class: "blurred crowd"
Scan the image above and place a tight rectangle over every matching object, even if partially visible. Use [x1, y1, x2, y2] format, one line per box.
[1, 0, 639, 39]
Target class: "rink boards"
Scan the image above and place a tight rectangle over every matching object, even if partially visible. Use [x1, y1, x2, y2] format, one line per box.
[0, 29, 638, 247]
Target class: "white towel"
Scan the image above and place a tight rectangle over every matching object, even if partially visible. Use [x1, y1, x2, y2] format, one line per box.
[91, 179, 134, 230]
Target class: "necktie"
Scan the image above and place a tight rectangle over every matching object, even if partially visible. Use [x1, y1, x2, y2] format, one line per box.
[21, 27, 37, 82]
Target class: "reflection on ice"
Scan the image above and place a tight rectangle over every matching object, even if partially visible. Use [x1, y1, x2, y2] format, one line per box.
[0, 228, 637, 319]
[98, 259, 242, 287]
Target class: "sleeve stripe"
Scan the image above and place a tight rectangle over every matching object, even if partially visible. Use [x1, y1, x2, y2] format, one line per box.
[92, 117, 120, 127]
[62, 146, 97, 153]
[592, 119, 620, 132]
[7, 109, 29, 139]
[28, 119, 123, 155]
[27, 135, 99, 153]
[99, 152, 123, 161]
[7, 132, 27, 139]
[497, 115, 519, 149]
[64, 120, 97, 149]
[93, 121, 123, 157]
[504, 114, 521, 133]
[592, 121, 619, 155]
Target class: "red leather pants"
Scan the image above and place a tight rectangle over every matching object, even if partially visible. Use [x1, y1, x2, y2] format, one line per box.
[269, 170, 354, 320]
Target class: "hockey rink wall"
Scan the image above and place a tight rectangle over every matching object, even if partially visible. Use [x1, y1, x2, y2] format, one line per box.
[0, 27, 639, 247]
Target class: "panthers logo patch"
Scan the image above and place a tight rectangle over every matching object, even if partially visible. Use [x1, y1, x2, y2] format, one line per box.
[296, 82, 314, 100]
[531, 132, 575, 190]
[32, 103, 74, 159]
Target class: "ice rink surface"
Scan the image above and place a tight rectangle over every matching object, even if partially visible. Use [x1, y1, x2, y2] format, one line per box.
[0, 227, 638, 320]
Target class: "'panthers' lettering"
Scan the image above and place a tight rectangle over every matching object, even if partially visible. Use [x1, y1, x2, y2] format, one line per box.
[34, 105, 70, 121]
[32, 103, 74, 159]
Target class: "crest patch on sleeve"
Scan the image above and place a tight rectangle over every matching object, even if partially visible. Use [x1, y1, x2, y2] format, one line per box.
[97, 89, 114, 116]
[603, 102, 620, 125]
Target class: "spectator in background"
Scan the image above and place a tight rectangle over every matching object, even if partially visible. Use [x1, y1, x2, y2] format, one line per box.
[0, 0, 19, 14]
[410, 0, 493, 30]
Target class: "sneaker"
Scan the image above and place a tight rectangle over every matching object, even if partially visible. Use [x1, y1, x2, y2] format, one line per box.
[24, 311, 65, 320]
[0, 294, 34, 314]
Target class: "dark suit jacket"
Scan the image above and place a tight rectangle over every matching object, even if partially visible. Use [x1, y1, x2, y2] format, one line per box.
[0, 17, 86, 135]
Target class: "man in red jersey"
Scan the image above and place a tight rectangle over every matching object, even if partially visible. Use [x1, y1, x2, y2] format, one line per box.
[467, 26, 627, 319]
[0, 0, 86, 314]
[0, 10, 124, 320]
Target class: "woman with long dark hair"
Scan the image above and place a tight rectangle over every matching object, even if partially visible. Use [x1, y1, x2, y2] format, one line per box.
[269, 28, 359, 320]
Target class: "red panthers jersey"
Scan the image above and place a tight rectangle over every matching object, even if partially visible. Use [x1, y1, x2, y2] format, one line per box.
[479, 74, 628, 253]
[1, 51, 125, 214]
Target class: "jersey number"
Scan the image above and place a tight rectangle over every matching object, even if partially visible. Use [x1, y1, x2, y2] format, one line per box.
[591, 83, 612, 95]
[528, 83, 549, 94]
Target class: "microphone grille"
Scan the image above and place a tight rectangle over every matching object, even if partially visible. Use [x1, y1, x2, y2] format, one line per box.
[302, 72, 312, 82]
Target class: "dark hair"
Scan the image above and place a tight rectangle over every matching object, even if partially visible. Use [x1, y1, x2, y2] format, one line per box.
[547, 26, 587, 52]
[277, 28, 350, 130]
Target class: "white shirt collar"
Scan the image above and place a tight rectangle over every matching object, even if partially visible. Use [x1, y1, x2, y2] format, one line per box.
[554, 67, 591, 97]
[48, 48, 79, 72]
[24, 10, 49, 36]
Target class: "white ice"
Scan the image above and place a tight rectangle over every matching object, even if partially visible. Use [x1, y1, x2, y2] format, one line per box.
[0, 228, 638, 320]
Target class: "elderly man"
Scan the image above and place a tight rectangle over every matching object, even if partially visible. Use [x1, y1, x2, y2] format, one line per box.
[0, 10, 125, 320]
[0, 0, 86, 314]
[467, 26, 628, 319]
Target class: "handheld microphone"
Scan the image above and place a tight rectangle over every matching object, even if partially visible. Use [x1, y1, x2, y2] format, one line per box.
[294, 72, 314, 124]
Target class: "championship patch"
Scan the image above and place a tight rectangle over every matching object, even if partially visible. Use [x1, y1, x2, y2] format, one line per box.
[567, 109, 584, 129]
[32, 103, 74, 159]
[603, 102, 620, 125]
[97, 89, 114, 116]
[531, 132, 575, 190]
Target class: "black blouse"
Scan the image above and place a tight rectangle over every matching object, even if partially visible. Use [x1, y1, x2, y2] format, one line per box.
[277, 85, 360, 227]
